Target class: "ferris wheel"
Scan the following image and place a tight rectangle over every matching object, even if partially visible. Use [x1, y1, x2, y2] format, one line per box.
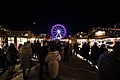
[51, 24, 66, 39]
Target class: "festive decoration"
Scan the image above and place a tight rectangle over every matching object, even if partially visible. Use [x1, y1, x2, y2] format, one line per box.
[51, 24, 66, 39]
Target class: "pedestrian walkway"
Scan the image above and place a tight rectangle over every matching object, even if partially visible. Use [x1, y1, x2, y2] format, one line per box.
[0, 55, 99, 80]
[58, 55, 99, 80]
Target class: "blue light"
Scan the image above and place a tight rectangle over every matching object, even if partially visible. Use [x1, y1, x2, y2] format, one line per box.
[57, 30, 61, 33]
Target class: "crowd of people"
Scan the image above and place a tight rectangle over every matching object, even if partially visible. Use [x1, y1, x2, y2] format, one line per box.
[19, 40, 72, 80]
[73, 41, 108, 67]
[0, 39, 120, 80]
[73, 41, 120, 80]
[0, 40, 71, 80]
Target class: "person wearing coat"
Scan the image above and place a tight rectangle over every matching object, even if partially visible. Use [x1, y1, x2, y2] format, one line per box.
[45, 42, 61, 80]
[98, 42, 120, 80]
[19, 42, 32, 80]
[37, 41, 49, 79]
[90, 42, 99, 66]
[6, 43, 18, 77]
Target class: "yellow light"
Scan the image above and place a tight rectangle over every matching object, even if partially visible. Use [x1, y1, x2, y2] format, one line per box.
[95, 31, 106, 36]
[24, 33, 28, 36]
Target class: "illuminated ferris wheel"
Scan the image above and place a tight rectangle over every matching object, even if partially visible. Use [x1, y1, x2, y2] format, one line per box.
[51, 24, 66, 39]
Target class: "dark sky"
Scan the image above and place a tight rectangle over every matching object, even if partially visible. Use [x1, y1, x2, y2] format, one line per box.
[0, 0, 120, 35]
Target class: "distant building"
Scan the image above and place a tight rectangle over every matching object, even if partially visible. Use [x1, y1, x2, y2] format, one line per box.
[88, 27, 120, 39]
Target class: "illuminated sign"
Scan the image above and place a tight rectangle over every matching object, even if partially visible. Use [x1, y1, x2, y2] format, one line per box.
[95, 31, 106, 36]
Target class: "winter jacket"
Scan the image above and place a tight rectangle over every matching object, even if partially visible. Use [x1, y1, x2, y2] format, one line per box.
[19, 43, 32, 69]
[38, 46, 48, 62]
[45, 51, 61, 79]
[6, 47, 18, 66]
[98, 53, 120, 80]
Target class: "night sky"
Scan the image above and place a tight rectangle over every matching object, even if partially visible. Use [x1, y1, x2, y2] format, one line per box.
[0, 1, 120, 35]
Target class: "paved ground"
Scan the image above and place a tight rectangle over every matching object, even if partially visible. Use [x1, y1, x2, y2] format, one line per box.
[59, 55, 99, 80]
[0, 55, 99, 80]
